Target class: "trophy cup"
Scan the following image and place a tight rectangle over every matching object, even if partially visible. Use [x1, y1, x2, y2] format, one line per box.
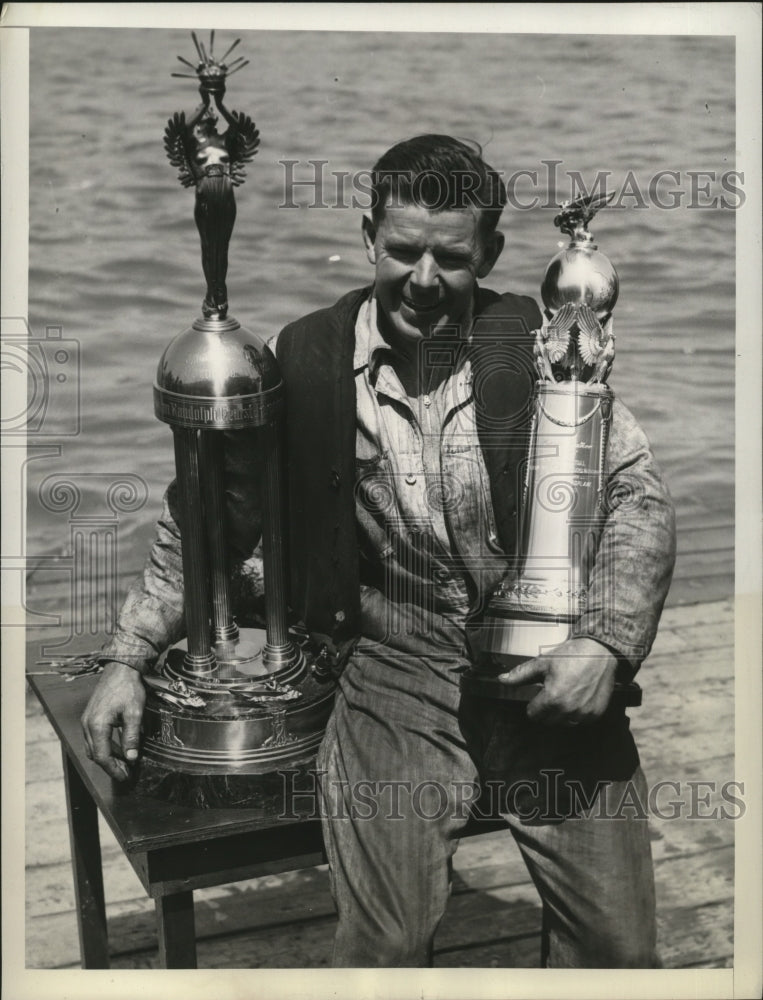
[462, 191, 640, 707]
[137, 33, 336, 790]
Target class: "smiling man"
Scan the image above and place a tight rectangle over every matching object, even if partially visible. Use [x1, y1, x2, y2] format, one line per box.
[82, 134, 676, 968]
[363, 202, 503, 344]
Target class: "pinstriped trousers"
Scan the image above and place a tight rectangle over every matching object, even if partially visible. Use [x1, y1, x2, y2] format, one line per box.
[316, 641, 658, 968]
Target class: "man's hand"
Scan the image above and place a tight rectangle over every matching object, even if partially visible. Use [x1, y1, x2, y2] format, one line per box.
[81, 663, 146, 781]
[498, 637, 618, 725]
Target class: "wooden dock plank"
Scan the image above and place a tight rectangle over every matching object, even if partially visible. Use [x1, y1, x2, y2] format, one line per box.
[656, 599, 734, 629]
[26, 736, 67, 776]
[657, 900, 734, 968]
[673, 549, 734, 575]
[34, 848, 733, 971]
[668, 620, 736, 652]
[647, 624, 733, 659]
[28, 814, 126, 869]
[668, 575, 735, 607]
[26, 776, 69, 827]
[635, 707, 734, 764]
[26, 865, 335, 969]
[675, 525, 733, 552]
[655, 847, 733, 909]
[46, 901, 733, 972]
[26, 705, 61, 745]
[436, 932, 541, 968]
[436, 898, 542, 964]
[27, 851, 147, 920]
[106, 916, 338, 970]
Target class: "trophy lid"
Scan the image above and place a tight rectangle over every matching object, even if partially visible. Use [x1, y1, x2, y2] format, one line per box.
[155, 315, 281, 399]
[540, 191, 619, 319]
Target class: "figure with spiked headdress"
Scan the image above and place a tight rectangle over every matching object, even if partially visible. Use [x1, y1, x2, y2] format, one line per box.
[164, 32, 260, 318]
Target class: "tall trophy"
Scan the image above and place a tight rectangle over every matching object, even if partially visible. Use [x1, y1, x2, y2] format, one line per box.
[462, 191, 640, 707]
[137, 33, 336, 796]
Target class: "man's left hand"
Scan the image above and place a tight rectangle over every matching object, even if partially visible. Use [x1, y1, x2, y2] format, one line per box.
[497, 637, 618, 725]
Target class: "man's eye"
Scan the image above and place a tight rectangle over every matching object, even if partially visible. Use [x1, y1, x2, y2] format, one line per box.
[437, 254, 470, 269]
[388, 247, 420, 262]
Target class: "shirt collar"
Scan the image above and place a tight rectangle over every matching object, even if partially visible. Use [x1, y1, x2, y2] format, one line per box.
[353, 288, 478, 380]
[353, 292, 391, 379]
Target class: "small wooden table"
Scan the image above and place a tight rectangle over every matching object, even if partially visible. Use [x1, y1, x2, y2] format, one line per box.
[27, 671, 509, 969]
[28, 671, 334, 968]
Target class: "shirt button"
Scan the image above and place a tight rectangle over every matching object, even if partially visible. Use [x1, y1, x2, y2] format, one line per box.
[405, 474, 416, 485]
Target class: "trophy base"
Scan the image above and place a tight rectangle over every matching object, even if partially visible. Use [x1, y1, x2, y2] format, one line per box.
[165, 627, 305, 689]
[128, 751, 322, 813]
[139, 628, 337, 782]
[462, 608, 642, 708]
[475, 610, 575, 666]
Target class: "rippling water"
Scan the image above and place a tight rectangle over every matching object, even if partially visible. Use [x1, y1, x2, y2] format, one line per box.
[25, 28, 735, 590]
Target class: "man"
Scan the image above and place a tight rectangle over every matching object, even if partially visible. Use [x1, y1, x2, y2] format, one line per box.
[82, 135, 676, 968]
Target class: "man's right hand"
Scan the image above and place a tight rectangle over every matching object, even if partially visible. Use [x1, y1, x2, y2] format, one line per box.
[81, 662, 146, 782]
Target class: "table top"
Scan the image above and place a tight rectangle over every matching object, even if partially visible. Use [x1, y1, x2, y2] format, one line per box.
[27, 672, 323, 856]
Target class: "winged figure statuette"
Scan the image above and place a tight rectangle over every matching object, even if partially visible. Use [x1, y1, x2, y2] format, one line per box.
[164, 32, 261, 319]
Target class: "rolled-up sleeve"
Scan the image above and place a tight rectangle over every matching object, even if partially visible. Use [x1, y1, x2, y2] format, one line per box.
[99, 427, 267, 673]
[99, 482, 186, 674]
[574, 398, 677, 676]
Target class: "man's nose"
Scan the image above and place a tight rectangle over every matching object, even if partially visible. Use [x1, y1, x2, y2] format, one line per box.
[411, 252, 439, 289]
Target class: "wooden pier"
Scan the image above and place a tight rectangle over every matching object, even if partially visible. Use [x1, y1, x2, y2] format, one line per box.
[24, 586, 736, 969]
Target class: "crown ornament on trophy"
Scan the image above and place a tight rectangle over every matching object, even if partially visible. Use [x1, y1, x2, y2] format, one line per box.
[462, 190, 641, 708]
[137, 34, 337, 791]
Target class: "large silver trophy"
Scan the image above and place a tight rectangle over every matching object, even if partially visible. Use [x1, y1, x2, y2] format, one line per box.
[137, 33, 336, 791]
[463, 192, 640, 707]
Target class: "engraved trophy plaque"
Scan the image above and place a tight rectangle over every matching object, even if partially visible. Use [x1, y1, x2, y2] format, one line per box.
[462, 192, 641, 707]
[139, 33, 336, 785]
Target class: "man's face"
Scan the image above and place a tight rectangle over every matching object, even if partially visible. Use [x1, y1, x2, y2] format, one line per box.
[362, 203, 504, 349]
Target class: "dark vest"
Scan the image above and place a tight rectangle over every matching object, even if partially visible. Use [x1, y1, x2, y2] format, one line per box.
[276, 286, 542, 641]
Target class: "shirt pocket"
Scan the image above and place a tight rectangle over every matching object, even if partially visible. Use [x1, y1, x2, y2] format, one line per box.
[355, 449, 394, 517]
[442, 444, 499, 553]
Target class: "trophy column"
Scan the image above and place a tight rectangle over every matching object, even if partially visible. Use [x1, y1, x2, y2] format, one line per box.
[173, 426, 215, 671]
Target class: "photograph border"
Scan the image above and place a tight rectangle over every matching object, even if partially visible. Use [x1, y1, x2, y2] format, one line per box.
[2, 4, 760, 999]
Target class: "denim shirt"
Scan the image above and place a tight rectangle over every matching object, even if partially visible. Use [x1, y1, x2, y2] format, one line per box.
[100, 301, 676, 679]
[353, 294, 505, 651]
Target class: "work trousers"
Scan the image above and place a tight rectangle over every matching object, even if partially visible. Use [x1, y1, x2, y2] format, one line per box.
[316, 640, 658, 968]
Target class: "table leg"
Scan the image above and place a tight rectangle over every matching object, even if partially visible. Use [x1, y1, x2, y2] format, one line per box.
[155, 891, 197, 968]
[61, 747, 109, 968]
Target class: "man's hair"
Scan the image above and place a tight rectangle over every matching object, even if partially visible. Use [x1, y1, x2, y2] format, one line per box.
[370, 134, 507, 235]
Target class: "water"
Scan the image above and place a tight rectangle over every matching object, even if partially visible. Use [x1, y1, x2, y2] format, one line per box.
[25, 28, 735, 599]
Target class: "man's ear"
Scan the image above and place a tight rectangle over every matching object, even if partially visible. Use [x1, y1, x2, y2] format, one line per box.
[476, 229, 505, 279]
[362, 213, 377, 265]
